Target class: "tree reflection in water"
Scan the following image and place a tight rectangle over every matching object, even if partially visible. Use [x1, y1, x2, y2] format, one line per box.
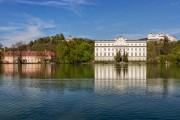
[0, 64, 180, 96]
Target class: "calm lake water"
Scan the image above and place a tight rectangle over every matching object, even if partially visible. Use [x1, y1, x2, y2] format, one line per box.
[0, 64, 180, 120]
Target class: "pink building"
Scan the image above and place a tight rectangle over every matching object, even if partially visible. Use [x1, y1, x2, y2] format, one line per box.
[2, 51, 55, 64]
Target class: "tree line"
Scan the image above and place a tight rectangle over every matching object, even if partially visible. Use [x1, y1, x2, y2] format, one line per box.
[0, 33, 180, 64]
[147, 38, 180, 64]
[56, 38, 94, 64]
[0, 33, 94, 64]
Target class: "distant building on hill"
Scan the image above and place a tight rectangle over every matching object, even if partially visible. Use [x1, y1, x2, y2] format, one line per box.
[147, 33, 177, 42]
[94, 36, 147, 61]
[1, 51, 55, 64]
[66, 36, 74, 42]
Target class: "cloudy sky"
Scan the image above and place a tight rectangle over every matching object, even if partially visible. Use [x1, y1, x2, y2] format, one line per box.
[0, 0, 180, 46]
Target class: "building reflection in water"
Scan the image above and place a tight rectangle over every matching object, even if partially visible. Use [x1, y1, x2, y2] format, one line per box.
[0, 64, 94, 92]
[95, 64, 147, 94]
[0, 64, 179, 96]
[1, 64, 54, 79]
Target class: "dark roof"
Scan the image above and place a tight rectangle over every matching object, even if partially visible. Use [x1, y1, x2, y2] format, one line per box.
[138, 38, 148, 41]
[95, 39, 114, 41]
[95, 38, 147, 42]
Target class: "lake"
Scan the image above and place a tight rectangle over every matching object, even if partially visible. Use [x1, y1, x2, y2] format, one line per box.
[0, 64, 180, 120]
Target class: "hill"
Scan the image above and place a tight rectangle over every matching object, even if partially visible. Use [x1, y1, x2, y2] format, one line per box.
[4, 33, 94, 64]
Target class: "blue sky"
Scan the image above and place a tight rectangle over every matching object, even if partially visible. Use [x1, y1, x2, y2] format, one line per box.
[0, 0, 180, 46]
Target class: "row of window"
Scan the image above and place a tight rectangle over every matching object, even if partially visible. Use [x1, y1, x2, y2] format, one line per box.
[96, 52, 146, 57]
[95, 43, 146, 46]
[96, 48, 146, 52]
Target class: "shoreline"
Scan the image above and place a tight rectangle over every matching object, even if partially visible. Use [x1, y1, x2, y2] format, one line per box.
[0, 61, 179, 65]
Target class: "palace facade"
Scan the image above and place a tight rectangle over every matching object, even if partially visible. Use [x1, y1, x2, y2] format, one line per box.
[2, 51, 55, 64]
[94, 37, 147, 61]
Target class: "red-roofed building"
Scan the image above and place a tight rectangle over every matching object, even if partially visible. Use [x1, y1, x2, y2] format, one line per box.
[2, 51, 55, 64]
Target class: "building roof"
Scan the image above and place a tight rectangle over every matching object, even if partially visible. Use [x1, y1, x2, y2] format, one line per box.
[2, 51, 55, 57]
[126, 39, 147, 42]
[95, 39, 147, 42]
[95, 40, 114, 42]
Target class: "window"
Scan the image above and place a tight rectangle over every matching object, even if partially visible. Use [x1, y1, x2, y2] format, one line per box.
[96, 48, 98, 51]
[104, 48, 106, 51]
[96, 53, 98, 56]
[104, 53, 106, 56]
[108, 48, 110, 51]
[112, 53, 114, 56]
[131, 53, 133, 56]
[135, 53, 137, 56]
[100, 53, 102, 56]
[108, 53, 110, 56]
[143, 53, 145, 56]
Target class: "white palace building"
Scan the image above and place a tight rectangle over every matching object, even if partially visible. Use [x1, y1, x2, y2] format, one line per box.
[94, 37, 147, 61]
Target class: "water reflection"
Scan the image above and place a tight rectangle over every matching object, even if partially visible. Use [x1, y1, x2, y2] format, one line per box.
[95, 64, 180, 96]
[0, 64, 180, 96]
[146, 65, 180, 96]
[0, 64, 94, 79]
[0, 64, 94, 92]
[0, 64, 180, 120]
[95, 64, 147, 94]
[0, 64, 53, 79]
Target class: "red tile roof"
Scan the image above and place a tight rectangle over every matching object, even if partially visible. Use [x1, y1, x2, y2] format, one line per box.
[2, 51, 55, 57]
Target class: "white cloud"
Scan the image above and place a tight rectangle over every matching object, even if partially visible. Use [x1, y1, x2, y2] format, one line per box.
[27, 16, 56, 29]
[61, 0, 92, 5]
[0, 26, 20, 32]
[3, 25, 43, 46]
[0, 16, 56, 47]
[16, 0, 67, 6]
[1, 0, 92, 6]
[0, 0, 93, 16]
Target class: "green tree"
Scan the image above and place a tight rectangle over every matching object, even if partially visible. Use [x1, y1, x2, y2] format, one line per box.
[114, 51, 122, 62]
[124, 52, 128, 62]
[160, 37, 170, 55]
[55, 38, 94, 64]
[147, 40, 180, 64]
